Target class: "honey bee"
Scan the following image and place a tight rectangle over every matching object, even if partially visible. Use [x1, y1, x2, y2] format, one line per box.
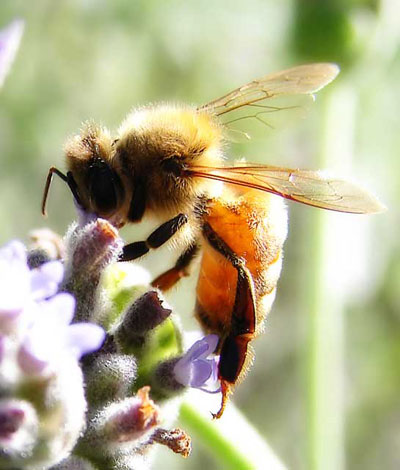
[42, 63, 384, 418]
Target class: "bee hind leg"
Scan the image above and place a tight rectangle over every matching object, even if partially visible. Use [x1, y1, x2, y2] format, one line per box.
[202, 222, 256, 419]
[151, 241, 200, 291]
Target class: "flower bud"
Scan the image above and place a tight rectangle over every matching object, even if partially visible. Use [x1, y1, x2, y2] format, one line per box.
[116, 291, 172, 350]
[63, 219, 123, 322]
[152, 357, 185, 398]
[84, 353, 137, 405]
[51, 455, 96, 470]
[78, 387, 160, 465]
[103, 386, 160, 443]
[29, 228, 65, 261]
[0, 400, 38, 467]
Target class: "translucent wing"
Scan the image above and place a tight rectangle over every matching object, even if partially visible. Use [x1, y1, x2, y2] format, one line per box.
[198, 63, 340, 117]
[187, 164, 385, 214]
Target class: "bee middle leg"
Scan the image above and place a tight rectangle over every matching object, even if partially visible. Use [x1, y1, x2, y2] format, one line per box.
[119, 213, 188, 262]
[202, 221, 256, 418]
[151, 241, 200, 291]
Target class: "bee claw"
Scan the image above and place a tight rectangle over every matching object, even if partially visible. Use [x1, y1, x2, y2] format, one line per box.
[211, 380, 231, 419]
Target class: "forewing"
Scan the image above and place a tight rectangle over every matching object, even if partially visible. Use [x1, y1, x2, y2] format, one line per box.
[198, 63, 339, 117]
[187, 164, 385, 214]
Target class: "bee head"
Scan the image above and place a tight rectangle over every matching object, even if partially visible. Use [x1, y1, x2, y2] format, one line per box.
[64, 123, 125, 219]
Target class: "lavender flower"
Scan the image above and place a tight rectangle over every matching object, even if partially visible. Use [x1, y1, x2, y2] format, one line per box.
[0, 240, 63, 325]
[0, 18, 24, 88]
[173, 334, 220, 392]
[0, 240, 105, 371]
[0, 240, 106, 469]
[18, 293, 106, 374]
[0, 240, 32, 323]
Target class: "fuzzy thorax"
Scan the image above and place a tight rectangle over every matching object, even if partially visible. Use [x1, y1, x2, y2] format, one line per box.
[115, 104, 225, 218]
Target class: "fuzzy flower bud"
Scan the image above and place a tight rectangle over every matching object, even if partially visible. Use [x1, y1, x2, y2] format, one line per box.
[116, 291, 172, 350]
[77, 387, 161, 467]
[51, 456, 96, 470]
[84, 353, 137, 406]
[0, 400, 38, 466]
[28, 228, 66, 268]
[102, 386, 160, 443]
[63, 218, 123, 322]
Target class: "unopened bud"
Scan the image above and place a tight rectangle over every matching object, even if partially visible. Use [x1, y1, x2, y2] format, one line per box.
[102, 386, 160, 443]
[0, 403, 25, 438]
[84, 353, 137, 405]
[116, 291, 172, 350]
[79, 386, 160, 464]
[29, 228, 65, 261]
[27, 249, 51, 269]
[51, 455, 96, 470]
[63, 219, 123, 322]
[0, 400, 38, 465]
[152, 357, 185, 399]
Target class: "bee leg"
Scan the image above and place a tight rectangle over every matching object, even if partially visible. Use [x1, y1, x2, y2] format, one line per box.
[119, 213, 188, 262]
[213, 271, 255, 419]
[151, 241, 200, 291]
[202, 222, 256, 419]
[42, 167, 82, 216]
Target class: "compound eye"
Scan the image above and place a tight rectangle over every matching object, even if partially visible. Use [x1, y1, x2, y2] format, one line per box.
[88, 159, 121, 215]
[161, 157, 184, 177]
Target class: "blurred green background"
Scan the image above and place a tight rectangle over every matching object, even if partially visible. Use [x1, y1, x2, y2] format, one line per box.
[0, 1, 399, 469]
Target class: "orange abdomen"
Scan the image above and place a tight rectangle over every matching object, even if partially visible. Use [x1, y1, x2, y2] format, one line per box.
[196, 187, 288, 340]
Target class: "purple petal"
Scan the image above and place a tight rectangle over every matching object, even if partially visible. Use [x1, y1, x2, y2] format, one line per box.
[173, 335, 220, 389]
[182, 341, 209, 363]
[182, 334, 219, 363]
[65, 323, 105, 359]
[36, 292, 75, 327]
[173, 359, 190, 386]
[199, 334, 219, 357]
[0, 240, 26, 264]
[0, 335, 5, 363]
[173, 357, 212, 388]
[188, 359, 213, 387]
[0, 19, 24, 89]
[0, 241, 30, 316]
[0, 403, 25, 438]
[17, 342, 49, 374]
[30, 261, 64, 301]
[208, 356, 219, 382]
[74, 200, 97, 227]
[18, 294, 76, 373]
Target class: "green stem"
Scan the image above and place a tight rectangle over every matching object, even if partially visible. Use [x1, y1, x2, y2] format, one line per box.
[306, 84, 356, 470]
[180, 392, 287, 470]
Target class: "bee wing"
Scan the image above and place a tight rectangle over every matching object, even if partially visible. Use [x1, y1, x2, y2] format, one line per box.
[198, 63, 340, 117]
[187, 164, 386, 214]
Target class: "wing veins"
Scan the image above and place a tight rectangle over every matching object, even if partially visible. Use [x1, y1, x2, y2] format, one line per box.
[186, 165, 385, 214]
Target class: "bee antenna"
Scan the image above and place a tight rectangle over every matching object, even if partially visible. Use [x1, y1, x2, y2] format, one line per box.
[41, 167, 71, 217]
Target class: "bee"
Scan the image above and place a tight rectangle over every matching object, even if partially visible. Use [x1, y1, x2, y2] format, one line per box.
[42, 63, 384, 418]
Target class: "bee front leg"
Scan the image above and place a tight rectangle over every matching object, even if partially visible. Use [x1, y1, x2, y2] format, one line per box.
[151, 241, 200, 291]
[119, 213, 188, 262]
